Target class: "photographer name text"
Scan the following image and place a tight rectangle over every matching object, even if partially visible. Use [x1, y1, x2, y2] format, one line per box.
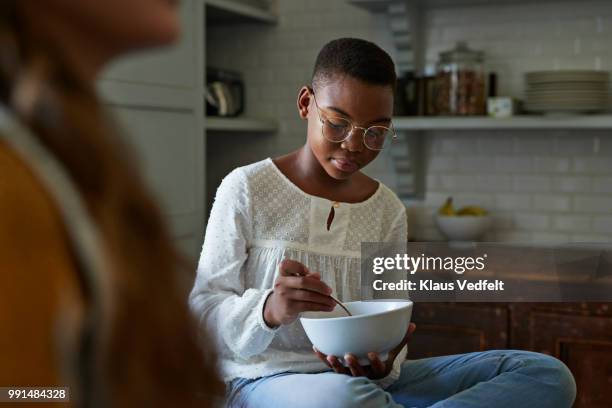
[373, 279, 505, 292]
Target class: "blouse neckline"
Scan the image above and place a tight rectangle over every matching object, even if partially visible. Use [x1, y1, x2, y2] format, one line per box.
[266, 157, 382, 208]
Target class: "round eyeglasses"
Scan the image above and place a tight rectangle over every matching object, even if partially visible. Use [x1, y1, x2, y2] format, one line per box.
[309, 88, 396, 151]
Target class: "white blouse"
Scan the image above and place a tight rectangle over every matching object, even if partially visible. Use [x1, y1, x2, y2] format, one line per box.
[189, 158, 408, 387]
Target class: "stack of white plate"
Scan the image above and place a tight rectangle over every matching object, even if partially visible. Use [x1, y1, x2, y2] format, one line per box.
[524, 70, 610, 113]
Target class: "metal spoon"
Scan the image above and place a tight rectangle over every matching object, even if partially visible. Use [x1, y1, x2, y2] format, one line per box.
[329, 294, 352, 316]
[285, 269, 352, 316]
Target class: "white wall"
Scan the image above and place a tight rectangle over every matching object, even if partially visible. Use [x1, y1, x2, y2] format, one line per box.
[412, 0, 612, 243]
[206, 0, 612, 244]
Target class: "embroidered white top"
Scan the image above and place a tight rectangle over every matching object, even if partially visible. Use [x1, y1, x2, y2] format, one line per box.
[189, 158, 408, 386]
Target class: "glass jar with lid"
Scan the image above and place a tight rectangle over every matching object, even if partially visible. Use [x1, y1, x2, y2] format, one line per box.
[434, 41, 486, 116]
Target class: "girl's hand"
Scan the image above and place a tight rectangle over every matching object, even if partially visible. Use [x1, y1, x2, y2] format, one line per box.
[313, 323, 416, 379]
[263, 259, 335, 328]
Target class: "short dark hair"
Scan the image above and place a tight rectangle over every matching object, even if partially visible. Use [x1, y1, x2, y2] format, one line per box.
[312, 38, 396, 91]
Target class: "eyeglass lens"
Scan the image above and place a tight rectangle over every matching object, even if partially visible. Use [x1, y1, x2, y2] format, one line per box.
[321, 116, 392, 150]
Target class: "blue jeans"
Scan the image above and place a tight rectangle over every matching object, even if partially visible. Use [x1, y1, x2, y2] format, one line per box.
[226, 350, 576, 408]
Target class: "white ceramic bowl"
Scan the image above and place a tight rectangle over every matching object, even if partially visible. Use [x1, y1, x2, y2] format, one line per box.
[300, 300, 413, 364]
[435, 214, 491, 241]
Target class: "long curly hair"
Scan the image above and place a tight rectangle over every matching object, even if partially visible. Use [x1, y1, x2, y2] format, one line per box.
[0, 3, 221, 406]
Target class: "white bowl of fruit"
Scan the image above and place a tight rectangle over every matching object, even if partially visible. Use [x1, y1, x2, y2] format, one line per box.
[435, 197, 491, 241]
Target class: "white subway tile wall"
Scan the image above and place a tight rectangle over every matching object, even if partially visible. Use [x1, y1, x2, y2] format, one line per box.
[207, 0, 612, 243]
[397, 0, 611, 243]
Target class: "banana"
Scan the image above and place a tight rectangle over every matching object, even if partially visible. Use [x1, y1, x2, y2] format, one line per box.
[438, 197, 488, 216]
[438, 197, 456, 216]
[457, 206, 488, 216]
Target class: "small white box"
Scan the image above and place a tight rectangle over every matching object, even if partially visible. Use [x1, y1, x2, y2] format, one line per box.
[487, 97, 519, 118]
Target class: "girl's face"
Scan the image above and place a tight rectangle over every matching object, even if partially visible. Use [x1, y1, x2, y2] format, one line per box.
[25, 0, 180, 55]
[298, 76, 394, 181]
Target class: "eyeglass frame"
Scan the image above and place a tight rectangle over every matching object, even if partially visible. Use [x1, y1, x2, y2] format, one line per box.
[307, 86, 397, 151]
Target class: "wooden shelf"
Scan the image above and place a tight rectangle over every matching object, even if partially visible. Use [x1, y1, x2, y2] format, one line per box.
[392, 115, 612, 131]
[205, 116, 277, 132]
[205, 0, 277, 25]
[350, 0, 563, 12]
[349, 0, 391, 12]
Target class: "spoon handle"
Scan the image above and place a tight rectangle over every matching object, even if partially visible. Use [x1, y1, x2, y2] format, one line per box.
[329, 294, 352, 316]
[285, 270, 352, 316]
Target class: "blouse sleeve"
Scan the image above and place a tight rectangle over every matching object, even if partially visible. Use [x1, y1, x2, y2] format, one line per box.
[189, 168, 278, 361]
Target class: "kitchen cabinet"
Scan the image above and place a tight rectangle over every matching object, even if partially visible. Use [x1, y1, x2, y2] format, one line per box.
[410, 303, 508, 358]
[97, 0, 280, 258]
[98, 0, 206, 261]
[410, 302, 612, 408]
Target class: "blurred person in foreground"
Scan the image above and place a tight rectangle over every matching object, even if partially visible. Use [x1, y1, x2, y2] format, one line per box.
[0, 1, 222, 406]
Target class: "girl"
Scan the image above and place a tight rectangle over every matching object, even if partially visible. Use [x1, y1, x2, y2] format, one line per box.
[0, 1, 221, 406]
[190, 38, 576, 407]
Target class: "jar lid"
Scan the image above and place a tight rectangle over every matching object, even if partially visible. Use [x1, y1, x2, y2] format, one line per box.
[439, 41, 484, 63]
